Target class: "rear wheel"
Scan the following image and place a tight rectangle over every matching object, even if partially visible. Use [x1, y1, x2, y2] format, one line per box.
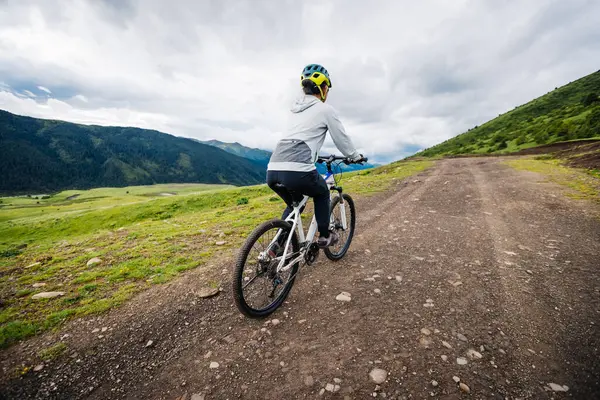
[324, 194, 356, 261]
[233, 219, 299, 318]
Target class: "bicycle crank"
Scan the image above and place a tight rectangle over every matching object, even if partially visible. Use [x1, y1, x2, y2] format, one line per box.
[304, 242, 320, 265]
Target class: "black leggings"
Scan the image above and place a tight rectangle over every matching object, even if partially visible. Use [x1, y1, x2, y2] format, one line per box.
[266, 170, 331, 237]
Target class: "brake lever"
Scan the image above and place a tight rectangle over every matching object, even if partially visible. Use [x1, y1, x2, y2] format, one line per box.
[348, 157, 368, 165]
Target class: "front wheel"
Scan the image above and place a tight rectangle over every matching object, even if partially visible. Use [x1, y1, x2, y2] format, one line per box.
[233, 219, 300, 318]
[324, 194, 356, 261]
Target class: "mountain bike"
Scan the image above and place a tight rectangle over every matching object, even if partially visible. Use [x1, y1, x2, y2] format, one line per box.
[232, 155, 368, 318]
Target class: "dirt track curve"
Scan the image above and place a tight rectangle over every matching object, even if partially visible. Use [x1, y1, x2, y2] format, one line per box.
[1, 157, 599, 400]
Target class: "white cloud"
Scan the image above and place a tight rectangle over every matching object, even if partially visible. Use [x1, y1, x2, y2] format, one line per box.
[0, 91, 171, 130]
[37, 85, 52, 94]
[72, 94, 88, 103]
[0, 0, 599, 163]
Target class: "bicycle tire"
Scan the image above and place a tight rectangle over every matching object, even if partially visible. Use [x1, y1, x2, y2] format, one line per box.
[233, 218, 300, 318]
[324, 194, 356, 261]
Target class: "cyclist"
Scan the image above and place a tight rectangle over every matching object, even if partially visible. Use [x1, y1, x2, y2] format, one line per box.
[267, 64, 363, 248]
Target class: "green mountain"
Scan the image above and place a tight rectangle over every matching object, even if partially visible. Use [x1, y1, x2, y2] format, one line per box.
[199, 139, 380, 173]
[415, 70, 600, 157]
[0, 110, 266, 194]
[197, 139, 271, 166]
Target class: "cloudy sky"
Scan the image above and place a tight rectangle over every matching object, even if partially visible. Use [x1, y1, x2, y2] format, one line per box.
[1, 0, 599, 162]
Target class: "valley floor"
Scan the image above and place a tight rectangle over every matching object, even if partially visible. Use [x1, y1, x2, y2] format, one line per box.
[1, 157, 599, 399]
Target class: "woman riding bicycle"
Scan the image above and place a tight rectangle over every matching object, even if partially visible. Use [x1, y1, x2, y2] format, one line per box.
[267, 64, 363, 248]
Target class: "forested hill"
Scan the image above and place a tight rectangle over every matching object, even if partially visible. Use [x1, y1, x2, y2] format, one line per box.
[414, 70, 600, 157]
[196, 139, 272, 167]
[0, 110, 266, 194]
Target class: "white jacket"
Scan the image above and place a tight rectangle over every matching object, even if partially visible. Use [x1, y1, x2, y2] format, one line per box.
[267, 95, 360, 172]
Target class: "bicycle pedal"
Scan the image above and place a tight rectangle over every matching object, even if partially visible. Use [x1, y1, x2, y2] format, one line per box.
[304, 242, 320, 265]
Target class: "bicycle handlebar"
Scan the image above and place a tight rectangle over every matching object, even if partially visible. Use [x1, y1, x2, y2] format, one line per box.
[316, 155, 369, 165]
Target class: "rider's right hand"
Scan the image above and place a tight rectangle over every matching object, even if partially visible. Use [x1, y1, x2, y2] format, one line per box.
[350, 153, 364, 163]
[347, 154, 367, 164]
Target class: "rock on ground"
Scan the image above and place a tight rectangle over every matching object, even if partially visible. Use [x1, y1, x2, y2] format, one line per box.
[32, 292, 65, 299]
[336, 292, 352, 302]
[548, 383, 569, 392]
[86, 257, 102, 266]
[467, 349, 483, 359]
[369, 368, 387, 384]
[197, 287, 219, 298]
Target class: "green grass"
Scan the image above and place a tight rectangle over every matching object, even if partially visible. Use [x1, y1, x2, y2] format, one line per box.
[505, 158, 599, 202]
[38, 342, 67, 361]
[587, 169, 600, 179]
[0, 160, 433, 347]
[0, 183, 231, 223]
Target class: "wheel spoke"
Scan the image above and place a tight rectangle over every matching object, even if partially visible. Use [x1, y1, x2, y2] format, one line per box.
[326, 196, 355, 258]
[236, 223, 298, 314]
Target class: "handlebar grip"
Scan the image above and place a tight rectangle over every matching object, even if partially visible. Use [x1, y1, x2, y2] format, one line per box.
[316, 154, 368, 164]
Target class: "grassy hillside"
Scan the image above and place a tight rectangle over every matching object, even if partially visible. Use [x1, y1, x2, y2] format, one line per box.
[0, 160, 433, 347]
[415, 70, 600, 157]
[0, 110, 266, 195]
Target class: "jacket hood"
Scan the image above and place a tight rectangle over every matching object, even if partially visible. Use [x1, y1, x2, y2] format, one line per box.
[290, 95, 321, 113]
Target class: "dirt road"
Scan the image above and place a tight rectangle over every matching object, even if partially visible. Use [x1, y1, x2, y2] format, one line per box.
[2, 157, 599, 399]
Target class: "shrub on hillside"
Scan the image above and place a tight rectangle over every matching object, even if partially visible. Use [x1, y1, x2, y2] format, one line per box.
[544, 121, 570, 140]
[491, 132, 508, 144]
[515, 135, 527, 145]
[534, 131, 549, 144]
[582, 92, 599, 107]
[586, 107, 600, 130]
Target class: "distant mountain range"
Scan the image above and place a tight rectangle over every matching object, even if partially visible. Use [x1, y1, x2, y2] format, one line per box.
[0, 109, 380, 195]
[414, 69, 600, 157]
[195, 139, 272, 167]
[0, 110, 266, 194]
[197, 139, 379, 174]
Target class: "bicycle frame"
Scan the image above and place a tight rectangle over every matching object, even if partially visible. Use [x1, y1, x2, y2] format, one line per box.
[235, 154, 368, 317]
[272, 170, 348, 273]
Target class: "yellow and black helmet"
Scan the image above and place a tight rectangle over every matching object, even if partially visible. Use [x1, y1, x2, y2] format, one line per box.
[301, 64, 332, 88]
[301, 64, 332, 100]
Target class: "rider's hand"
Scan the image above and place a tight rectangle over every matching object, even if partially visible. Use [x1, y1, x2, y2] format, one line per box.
[350, 153, 364, 163]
